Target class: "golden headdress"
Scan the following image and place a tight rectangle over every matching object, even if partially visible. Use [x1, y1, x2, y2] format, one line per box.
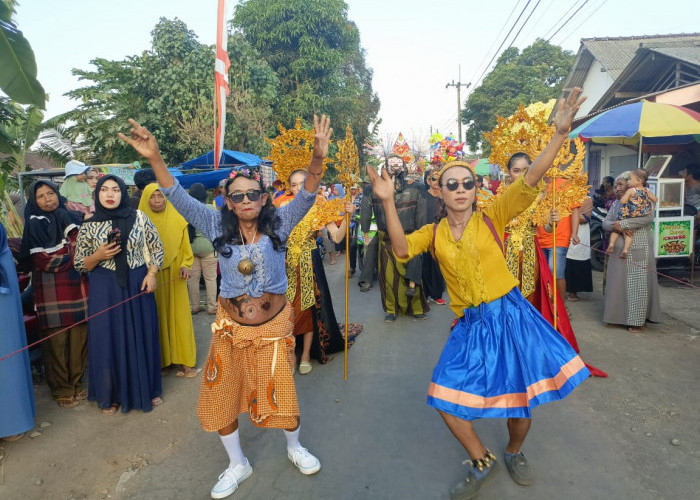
[484, 101, 589, 222]
[434, 160, 477, 185]
[265, 118, 331, 187]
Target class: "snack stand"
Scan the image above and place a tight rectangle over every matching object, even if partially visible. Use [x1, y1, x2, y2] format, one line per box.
[644, 155, 695, 262]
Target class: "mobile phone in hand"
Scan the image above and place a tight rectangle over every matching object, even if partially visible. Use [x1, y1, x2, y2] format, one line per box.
[107, 228, 122, 246]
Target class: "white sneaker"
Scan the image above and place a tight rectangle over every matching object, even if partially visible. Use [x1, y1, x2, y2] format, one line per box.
[210, 459, 253, 499]
[288, 445, 321, 475]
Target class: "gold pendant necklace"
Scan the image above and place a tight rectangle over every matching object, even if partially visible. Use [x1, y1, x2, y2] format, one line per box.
[238, 228, 257, 276]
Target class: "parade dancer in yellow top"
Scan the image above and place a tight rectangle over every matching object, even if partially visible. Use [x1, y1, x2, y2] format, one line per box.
[368, 89, 590, 500]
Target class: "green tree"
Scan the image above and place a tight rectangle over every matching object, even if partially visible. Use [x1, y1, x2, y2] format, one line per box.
[0, 0, 45, 110]
[1, 0, 47, 190]
[462, 39, 574, 154]
[233, 0, 379, 168]
[60, 18, 278, 165]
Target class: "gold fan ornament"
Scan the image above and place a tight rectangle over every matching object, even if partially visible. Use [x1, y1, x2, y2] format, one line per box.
[266, 118, 332, 188]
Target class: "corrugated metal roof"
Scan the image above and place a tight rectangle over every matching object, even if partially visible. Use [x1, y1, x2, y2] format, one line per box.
[650, 46, 700, 67]
[581, 34, 698, 77]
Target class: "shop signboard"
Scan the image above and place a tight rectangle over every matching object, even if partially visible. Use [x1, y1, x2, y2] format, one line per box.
[653, 216, 695, 258]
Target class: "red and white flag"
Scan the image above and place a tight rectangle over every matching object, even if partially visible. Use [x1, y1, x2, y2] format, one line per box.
[214, 0, 231, 170]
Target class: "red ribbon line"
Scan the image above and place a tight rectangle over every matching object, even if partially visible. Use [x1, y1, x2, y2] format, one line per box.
[0, 276, 181, 364]
[579, 240, 699, 290]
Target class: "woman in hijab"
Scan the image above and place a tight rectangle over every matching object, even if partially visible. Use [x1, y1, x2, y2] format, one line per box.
[0, 222, 36, 440]
[139, 183, 197, 377]
[19, 180, 89, 408]
[60, 160, 94, 216]
[74, 175, 165, 414]
[186, 183, 219, 315]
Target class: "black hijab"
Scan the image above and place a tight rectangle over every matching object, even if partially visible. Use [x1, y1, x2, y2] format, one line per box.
[90, 175, 136, 288]
[18, 180, 83, 266]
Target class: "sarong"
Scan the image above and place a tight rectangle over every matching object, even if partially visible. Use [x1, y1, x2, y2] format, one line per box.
[198, 299, 298, 431]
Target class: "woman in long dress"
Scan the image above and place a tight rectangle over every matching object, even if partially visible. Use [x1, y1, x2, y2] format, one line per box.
[139, 183, 197, 377]
[75, 175, 164, 414]
[602, 172, 662, 332]
[275, 171, 360, 374]
[0, 223, 36, 441]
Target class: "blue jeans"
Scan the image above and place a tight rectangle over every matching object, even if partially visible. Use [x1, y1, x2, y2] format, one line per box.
[541, 246, 568, 279]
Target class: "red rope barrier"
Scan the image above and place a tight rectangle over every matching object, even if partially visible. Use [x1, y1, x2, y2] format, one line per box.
[581, 240, 699, 290]
[0, 276, 181, 364]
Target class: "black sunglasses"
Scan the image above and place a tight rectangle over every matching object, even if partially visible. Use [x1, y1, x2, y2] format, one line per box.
[442, 178, 475, 191]
[429, 176, 438, 182]
[226, 190, 261, 203]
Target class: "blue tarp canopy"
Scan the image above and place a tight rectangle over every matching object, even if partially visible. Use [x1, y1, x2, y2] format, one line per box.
[179, 150, 263, 170]
[168, 167, 236, 189]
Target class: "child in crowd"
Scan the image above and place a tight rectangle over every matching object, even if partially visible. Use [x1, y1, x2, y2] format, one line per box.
[606, 168, 657, 258]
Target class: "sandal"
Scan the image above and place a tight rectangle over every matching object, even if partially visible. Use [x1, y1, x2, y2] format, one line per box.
[102, 404, 118, 416]
[151, 397, 164, 407]
[176, 366, 200, 378]
[74, 387, 88, 400]
[3, 432, 25, 442]
[56, 396, 79, 408]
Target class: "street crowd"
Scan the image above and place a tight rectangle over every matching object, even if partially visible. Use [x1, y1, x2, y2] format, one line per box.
[2, 88, 696, 500]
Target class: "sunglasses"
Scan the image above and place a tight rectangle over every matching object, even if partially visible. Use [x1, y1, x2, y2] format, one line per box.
[226, 190, 261, 203]
[429, 176, 438, 182]
[442, 178, 475, 191]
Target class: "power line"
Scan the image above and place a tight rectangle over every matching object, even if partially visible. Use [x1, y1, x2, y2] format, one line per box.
[555, 0, 609, 46]
[542, 0, 582, 40]
[547, 0, 590, 42]
[467, 0, 533, 94]
[505, 0, 542, 50]
[467, 0, 523, 91]
[520, 0, 557, 43]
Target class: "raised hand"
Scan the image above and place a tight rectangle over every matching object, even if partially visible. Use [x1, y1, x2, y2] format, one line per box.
[367, 165, 394, 202]
[312, 114, 333, 160]
[118, 119, 161, 161]
[552, 87, 586, 135]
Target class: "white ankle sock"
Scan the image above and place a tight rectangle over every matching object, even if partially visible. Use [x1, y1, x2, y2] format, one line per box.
[284, 427, 300, 452]
[220, 430, 246, 468]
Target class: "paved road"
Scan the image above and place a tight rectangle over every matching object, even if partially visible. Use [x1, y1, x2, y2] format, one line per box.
[1, 262, 698, 500]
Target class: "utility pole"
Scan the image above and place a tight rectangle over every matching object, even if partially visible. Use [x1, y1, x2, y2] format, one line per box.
[445, 65, 470, 143]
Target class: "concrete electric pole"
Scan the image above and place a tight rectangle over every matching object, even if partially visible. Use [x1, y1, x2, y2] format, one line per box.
[445, 66, 471, 143]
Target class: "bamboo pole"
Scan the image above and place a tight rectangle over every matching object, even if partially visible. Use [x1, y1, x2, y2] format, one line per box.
[344, 194, 350, 380]
[552, 179, 558, 331]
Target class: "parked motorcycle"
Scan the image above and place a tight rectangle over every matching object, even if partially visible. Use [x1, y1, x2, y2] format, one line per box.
[589, 206, 607, 272]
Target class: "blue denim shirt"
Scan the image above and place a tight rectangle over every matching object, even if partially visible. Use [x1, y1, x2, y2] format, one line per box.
[160, 178, 315, 298]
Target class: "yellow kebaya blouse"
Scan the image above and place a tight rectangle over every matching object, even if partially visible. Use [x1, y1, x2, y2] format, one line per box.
[399, 175, 540, 317]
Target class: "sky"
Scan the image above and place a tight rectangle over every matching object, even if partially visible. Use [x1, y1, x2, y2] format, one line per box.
[14, 0, 700, 151]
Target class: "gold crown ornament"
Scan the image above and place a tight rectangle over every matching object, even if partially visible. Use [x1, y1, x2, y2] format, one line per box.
[265, 118, 332, 187]
[334, 125, 360, 191]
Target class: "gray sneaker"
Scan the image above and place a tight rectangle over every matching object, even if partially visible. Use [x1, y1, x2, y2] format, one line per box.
[450, 455, 498, 500]
[504, 451, 533, 486]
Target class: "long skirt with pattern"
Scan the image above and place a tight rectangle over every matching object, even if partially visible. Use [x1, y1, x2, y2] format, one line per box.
[377, 232, 428, 316]
[198, 300, 299, 431]
[87, 265, 162, 412]
[427, 287, 589, 420]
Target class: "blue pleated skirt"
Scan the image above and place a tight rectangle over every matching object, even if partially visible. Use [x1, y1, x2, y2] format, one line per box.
[427, 287, 589, 420]
[87, 265, 162, 412]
